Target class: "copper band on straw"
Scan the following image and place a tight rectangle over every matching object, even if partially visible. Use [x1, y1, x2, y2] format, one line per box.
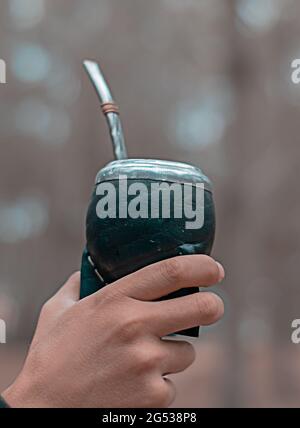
[83, 59, 128, 159]
[101, 102, 120, 115]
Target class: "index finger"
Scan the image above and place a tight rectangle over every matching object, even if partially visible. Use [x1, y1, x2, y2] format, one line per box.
[108, 255, 224, 301]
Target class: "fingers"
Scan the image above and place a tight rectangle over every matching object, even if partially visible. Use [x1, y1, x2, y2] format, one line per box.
[149, 291, 224, 337]
[150, 377, 176, 408]
[160, 339, 196, 375]
[161, 378, 176, 408]
[108, 255, 224, 301]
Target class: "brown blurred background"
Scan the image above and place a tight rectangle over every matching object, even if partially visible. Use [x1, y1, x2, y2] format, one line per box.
[1, 0, 300, 408]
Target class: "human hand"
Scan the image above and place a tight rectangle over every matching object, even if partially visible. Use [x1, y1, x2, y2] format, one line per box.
[2, 255, 224, 408]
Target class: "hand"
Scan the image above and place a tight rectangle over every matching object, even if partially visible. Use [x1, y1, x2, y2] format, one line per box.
[2, 255, 225, 408]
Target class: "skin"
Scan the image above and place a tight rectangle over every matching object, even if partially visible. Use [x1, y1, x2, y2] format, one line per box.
[2, 255, 225, 408]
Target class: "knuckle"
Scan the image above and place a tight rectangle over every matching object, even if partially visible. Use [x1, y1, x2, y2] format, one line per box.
[119, 314, 144, 341]
[196, 293, 224, 323]
[136, 349, 163, 372]
[91, 286, 125, 310]
[160, 257, 185, 283]
[151, 380, 176, 408]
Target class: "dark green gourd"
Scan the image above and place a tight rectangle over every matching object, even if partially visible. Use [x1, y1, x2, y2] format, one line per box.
[80, 61, 215, 337]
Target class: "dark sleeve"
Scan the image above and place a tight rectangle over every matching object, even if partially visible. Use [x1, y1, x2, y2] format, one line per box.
[0, 396, 10, 408]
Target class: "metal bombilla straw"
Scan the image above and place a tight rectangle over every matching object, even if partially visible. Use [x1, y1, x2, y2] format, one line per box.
[83, 60, 128, 160]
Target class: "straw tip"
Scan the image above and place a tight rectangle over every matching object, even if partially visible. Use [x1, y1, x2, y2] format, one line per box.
[83, 59, 96, 64]
[83, 59, 99, 70]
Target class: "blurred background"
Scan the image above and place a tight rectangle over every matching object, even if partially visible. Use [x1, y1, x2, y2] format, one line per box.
[1, 0, 300, 408]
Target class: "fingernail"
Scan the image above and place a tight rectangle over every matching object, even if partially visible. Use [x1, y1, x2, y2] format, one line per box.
[216, 262, 225, 282]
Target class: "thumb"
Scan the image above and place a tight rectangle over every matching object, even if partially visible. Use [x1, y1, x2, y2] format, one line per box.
[55, 271, 81, 304]
[31, 272, 81, 349]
